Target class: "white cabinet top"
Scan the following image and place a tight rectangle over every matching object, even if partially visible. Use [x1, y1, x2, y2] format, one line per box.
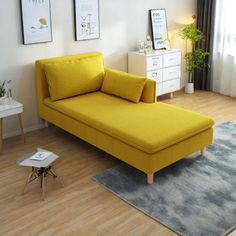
[0, 99, 23, 118]
[129, 49, 181, 57]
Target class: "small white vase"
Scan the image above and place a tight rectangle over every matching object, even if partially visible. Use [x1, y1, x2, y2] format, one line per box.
[185, 83, 194, 94]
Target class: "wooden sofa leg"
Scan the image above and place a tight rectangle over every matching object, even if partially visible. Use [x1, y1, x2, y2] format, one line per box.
[201, 148, 206, 156]
[45, 120, 49, 128]
[147, 174, 154, 185]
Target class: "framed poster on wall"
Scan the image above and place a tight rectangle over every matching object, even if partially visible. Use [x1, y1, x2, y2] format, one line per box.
[74, 0, 100, 41]
[149, 9, 168, 50]
[20, 0, 52, 45]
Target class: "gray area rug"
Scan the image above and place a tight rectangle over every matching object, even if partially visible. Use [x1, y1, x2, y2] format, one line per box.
[93, 122, 236, 236]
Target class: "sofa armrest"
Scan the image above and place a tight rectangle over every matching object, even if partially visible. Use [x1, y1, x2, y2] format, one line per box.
[140, 79, 156, 103]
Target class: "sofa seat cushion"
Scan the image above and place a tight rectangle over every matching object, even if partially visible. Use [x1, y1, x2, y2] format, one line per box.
[44, 92, 214, 154]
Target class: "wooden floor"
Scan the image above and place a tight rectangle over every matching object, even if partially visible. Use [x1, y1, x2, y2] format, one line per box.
[1, 91, 236, 236]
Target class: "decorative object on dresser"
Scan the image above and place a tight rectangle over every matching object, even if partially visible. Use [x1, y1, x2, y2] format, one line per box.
[74, 0, 100, 41]
[20, 0, 52, 45]
[18, 148, 64, 201]
[137, 35, 153, 54]
[179, 22, 209, 94]
[128, 49, 181, 98]
[0, 99, 25, 153]
[149, 9, 169, 50]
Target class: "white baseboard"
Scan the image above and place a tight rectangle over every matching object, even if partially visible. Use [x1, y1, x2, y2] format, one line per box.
[3, 123, 45, 139]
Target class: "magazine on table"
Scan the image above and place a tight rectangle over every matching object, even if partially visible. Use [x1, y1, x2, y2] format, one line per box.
[29, 151, 52, 161]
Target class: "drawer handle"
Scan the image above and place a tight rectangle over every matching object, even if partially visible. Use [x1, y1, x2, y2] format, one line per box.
[152, 72, 158, 77]
[152, 57, 161, 60]
[153, 61, 158, 66]
[152, 58, 160, 65]
[168, 84, 176, 88]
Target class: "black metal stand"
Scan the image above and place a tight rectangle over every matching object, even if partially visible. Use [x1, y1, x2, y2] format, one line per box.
[23, 165, 64, 201]
[29, 166, 58, 186]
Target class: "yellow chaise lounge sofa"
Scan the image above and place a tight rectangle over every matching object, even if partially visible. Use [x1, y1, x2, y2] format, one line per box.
[36, 52, 214, 184]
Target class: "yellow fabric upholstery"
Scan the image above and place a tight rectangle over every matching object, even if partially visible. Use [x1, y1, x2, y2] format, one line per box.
[140, 79, 156, 103]
[44, 54, 104, 101]
[39, 102, 213, 174]
[44, 92, 214, 154]
[101, 68, 146, 103]
[35, 52, 214, 178]
[35, 52, 103, 109]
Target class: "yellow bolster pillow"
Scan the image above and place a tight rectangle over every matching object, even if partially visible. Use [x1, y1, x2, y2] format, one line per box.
[44, 55, 104, 101]
[101, 68, 147, 103]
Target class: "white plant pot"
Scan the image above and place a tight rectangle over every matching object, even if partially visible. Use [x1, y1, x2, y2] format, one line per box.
[185, 83, 194, 94]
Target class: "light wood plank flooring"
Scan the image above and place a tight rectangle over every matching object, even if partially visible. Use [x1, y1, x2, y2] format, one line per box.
[0, 91, 236, 236]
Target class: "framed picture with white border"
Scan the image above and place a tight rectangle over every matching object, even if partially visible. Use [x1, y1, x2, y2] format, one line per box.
[149, 9, 168, 50]
[74, 0, 100, 41]
[20, 0, 53, 45]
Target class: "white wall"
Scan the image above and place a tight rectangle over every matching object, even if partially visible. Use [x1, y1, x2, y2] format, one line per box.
[0, 0, 196, 138]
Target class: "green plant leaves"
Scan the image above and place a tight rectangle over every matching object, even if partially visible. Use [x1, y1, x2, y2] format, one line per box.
[179, 25, 204, 44]
[185, 49, 210, 73]
[179, 25, 210, 82]
[0, 80, 6, 97]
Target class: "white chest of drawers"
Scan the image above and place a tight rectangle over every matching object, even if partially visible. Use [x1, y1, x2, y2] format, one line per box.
[128, 49, 182, 97]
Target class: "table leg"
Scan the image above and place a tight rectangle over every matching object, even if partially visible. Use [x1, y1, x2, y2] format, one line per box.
[40, 173, 43, 188]
[18, 113, 26, 143]
[23, 170, 34, 194]
[42, 173, 45, 201]
[0, 118, 2, 153]
[45, 120, 49, 128]
[51, 167, 64, 188]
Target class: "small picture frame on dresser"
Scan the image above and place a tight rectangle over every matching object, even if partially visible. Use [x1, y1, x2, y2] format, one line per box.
[149, 9, 168, 50]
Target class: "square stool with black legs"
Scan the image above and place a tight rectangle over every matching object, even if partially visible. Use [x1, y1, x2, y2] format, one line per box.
[18, 148, 64, 200]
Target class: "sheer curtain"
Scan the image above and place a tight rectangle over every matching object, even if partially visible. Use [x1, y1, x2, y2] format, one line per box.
[212, 0, 236, 97]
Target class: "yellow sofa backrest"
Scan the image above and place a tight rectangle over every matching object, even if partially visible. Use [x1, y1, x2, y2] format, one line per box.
[35, 52, 156, 112]
[35, 52, 103, 107]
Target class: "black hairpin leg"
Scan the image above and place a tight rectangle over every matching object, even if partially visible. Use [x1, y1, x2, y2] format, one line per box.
[22, 165, 63, 201]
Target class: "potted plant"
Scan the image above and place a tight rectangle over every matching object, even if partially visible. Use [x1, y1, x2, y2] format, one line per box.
[179, 25, 209, 94]
[0, 80, 7, 104]
[0, 80, 11, 104]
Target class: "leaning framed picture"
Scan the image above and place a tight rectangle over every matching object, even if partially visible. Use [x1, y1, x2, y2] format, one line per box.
[20, 0, 52, 45]
[74, 0, 100, 41]
[149, 9, 168, 50]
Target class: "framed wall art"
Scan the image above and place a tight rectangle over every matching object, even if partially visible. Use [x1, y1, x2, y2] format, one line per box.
[20, 0, 52, 45]
[74, 0, 100, 41]
[149, 9, 168, 50]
